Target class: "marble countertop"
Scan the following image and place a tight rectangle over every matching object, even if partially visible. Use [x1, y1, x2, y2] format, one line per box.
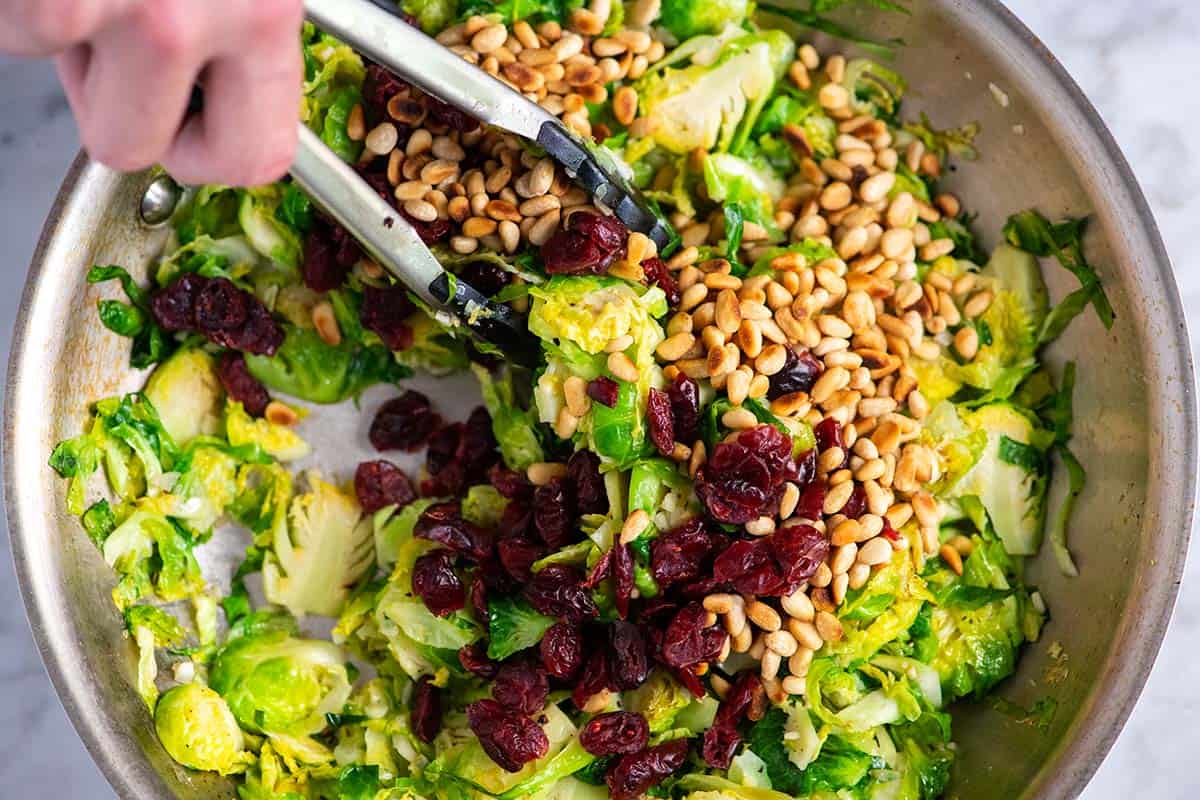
[0, 1, 1196, 797]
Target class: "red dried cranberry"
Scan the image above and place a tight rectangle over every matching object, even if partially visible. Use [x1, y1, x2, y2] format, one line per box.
[650, 518, 727, 589]
[414, 502, 493, 562]
[700, 723, 741, 769]
[150, 272, 205, 331]
[666, 373, 700, 444]
[767, 348, 823, 400]
[696, 425, 796, 525]
[713, 539, 786, 596]
[490, 464, 534, 500]
[540, 623, 584, 681]
[426, 421, 464, 474]
[646, 389, 675, 457]
[795, 481, 826, 521]
[369, 391, 441, 451]
[457, 261, 511, 298]
[361, 284, 417, 351]
[470, 573, 491, 619]
[672, 664, 707, 698]
[842, 484, 867, 518]
[363, 64, 408, 116]
[499, 499, 535, 541]
[423, 94, 480, 132]
[581, 548, 613, 589]
[459, 642, 499, 679]
[523, 565, 598, 622]
[492, 660, 550, 715]
[542, 211, 628, 275]
[660, 603, 727, 668]
[606, 739, 689, 800]
[794, 447, 817, 489]
[567, 450, 606, 515]
[587, 376, 620, 407]
[194, 278, 249, 332]
[714, 672, 765, 728]
[612, 543, 635, 620]
[580, 711, 649, 757]
[302, 224, 355, 292]
[497, 537, 546, 582]
[770, 524, 829, 588]
[216, 352, 270, 417]
[572, 649, 613, 710]
[640, 257, 679, 305]
[534, 478, 575, 550]
[880, 517, 900, 541]
[216, 302, 284, 356]
[411, 676, 442, 743]
[424, 408, 499, 496]
[401, 209, 453, 245]
[412, 550, 466, 617]
[814, 418, 846, 463]
[608, 620, 649, 689]
[466, 699, 549, 772]
[354, 460, 416, 513]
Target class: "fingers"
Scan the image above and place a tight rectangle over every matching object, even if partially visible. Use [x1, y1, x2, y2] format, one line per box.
[164, 0, 304, 186]
[0, 0, 138, 57]
[68, 3, 207, 174]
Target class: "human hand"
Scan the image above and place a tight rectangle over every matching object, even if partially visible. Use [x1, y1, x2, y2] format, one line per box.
[0, 0, 304, 186]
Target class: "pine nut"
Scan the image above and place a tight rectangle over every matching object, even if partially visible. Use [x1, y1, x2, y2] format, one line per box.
[780, 483, 801, 520]
[564, 376, 591, 417]
[939, 543, 964, 575]
[746, 600, 781, 631]
[264, 401, 298, 427]
[790, 619, 823, 650]
[527, 461, 568, 485]
[555, 407, 580, 438]
[964, 290, 994, 318]
[529, 209, 561, 245]
[403, 198, 438, 222]
[620, 508, 650, 544]
[815, 611, 843, 642]
[823, 480, 855, 515]
[607, 351, 639, 382]
[498, 220, 520, 253]
[781, 589, 814, 622]
[703, 593, 736, 614]
[760, 650, 782, 680]
[857, 537, 893, 566]
[311, 301, 341, 346]
[765, 630, 798, 657]
[722, 407, 758, 430]
[746, 516, 776, 537]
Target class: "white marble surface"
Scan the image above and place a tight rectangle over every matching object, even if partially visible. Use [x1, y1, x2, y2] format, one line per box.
[0, 2, 1197, 797]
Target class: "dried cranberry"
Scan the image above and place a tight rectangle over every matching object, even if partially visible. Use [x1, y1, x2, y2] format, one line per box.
[696, 425, 796, 525]
[650, 518, 726, 589]
[542, 212, 628, 275]
[667, 374, 700, 444]
[424, 408, 499, 496]
[794, 447, 817, 489]
[572, 649, 613, 710]
[612, 543, 635, 620]
[523, 565, 598, 622]
[606, 740, 689, 800]
[459, 642, 499, 679]
[880, 517, 901, 541]
[423, 94, 480, 132]
[216, 352, 270, 416]
[814, 418, 846, 463]
[412, 550, 466, 617]
[700, 724, 741, 769]
[492, 660, 550, 715]
[499, 499, 535, 541]
[363, 64, 408, 116]
[354, 460, 416, 513]
[672, 664, 707, 698]
[490, 464, 533, 500]
[640, 257, 680, 305]
[842, 483, 867, 519]
[361, 284, 417, 351]
[427, 422, 464, 474]
[411, 676, 442, 743]
[608, 620, 649, 689]
[470, 573, 491, 619]
[194, 278, 249, 332]
[216, 302, 284, 356]
[714, 672, 765, 728]
[581, 548, 613, 589]
[457, 261, 511, 298]
[401, 209, 453, 245]
[540, 623, 584, 681]
[713, 540, 785, 596]
[414, 502, 493, 562]
[467, 699, 549, 772]
[660, 603, 727, 668]
[580, 712, 649, 757]
[646, 389, 675, 457]
[534, 479, 574, 550]
[150, 272, 204, 331]
[567, 450, 606, 515]
[370, 391, 441, 451]
[770, 524, 829, 588]
[302, 225, 354, 292]
[767, 348, 823, 400]
[498, 537, 545, 582]
[795, 481, 826, 521]
[587, 376, 620, 408]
